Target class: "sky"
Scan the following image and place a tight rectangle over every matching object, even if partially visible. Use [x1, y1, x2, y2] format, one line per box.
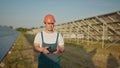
[0, 0, 120, 28]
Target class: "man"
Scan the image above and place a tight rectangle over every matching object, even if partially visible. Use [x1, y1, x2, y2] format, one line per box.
[34, 14, 64, 68]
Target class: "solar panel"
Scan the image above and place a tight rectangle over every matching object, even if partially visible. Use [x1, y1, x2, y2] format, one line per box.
[0, 26, 19, 63]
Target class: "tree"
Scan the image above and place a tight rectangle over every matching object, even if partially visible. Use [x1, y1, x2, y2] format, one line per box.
[16, 27, 30, 32]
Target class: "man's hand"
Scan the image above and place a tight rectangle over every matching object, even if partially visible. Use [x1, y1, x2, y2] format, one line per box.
[53, 46, 64, 54]
[53, 48, 60, 54]
[42, 46, 50, 54]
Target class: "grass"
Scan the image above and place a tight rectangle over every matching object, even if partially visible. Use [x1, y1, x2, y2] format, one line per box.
[3, 33, 34, 68]
[64, 38, 120, 68]
[24, 34, 35, 45]
[24, 33, 39, 63]
[5, 33, 119, 68]
[23, 34, 120, 68]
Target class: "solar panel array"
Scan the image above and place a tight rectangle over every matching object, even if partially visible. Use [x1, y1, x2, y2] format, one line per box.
[0, 26, 19, 63]
[27, 11, 120, 48]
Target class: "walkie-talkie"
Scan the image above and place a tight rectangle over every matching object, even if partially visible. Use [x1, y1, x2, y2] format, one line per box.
[47, 47, 57, 53]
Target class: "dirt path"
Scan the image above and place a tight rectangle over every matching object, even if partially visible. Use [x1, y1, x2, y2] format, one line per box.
[1, 33, 36, 68]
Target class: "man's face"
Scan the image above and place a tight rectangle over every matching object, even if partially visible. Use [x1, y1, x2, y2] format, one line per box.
[45, 22, 54, 31]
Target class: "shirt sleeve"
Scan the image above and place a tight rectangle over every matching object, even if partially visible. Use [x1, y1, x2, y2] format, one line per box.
[58, 33, 64, 46]
[34, 32, 42, 47]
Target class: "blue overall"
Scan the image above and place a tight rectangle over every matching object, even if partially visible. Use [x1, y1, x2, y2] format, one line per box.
[38, 32, 60, 68]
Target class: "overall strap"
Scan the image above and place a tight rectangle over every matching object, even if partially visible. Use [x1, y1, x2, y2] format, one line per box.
[41, 32, 44, 44]
[56, 33, 59, 44]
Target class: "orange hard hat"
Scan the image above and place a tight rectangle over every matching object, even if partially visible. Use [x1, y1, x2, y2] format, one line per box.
[44, 14, 56, 24]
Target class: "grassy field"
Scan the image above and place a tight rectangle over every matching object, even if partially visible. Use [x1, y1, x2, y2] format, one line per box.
[24, 34, 120, 68]
[63, 39, 120, 68]
[1, 33, 120, 68]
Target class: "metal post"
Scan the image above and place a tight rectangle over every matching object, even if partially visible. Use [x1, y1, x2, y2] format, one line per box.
[102, 23, 105, 48]
[88, 25, 90, 46]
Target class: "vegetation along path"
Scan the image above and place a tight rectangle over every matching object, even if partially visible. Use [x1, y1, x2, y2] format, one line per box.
[2, 33, 35, 68]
